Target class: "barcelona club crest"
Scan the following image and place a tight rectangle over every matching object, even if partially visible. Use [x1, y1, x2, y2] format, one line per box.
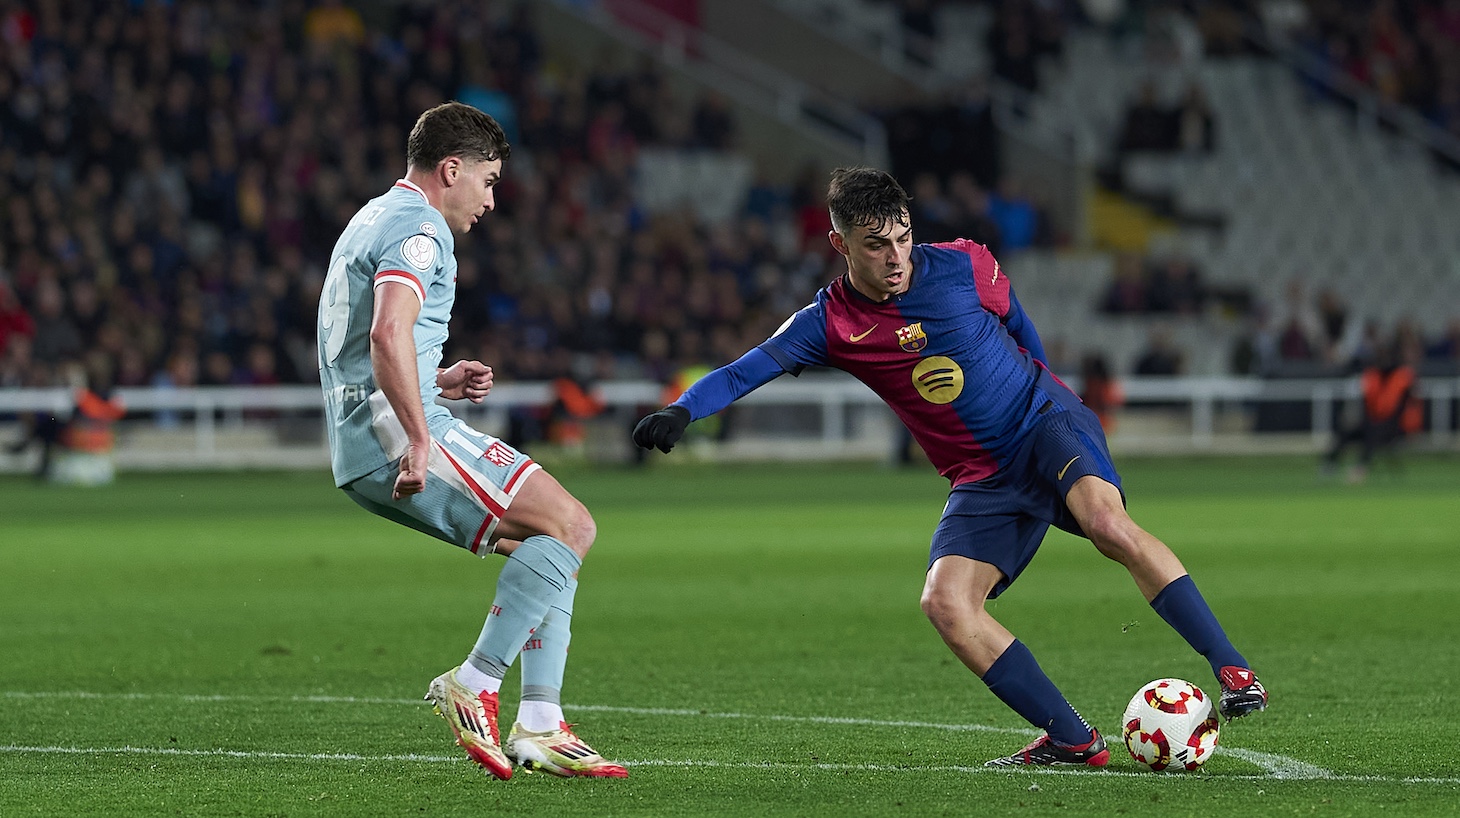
[896, 322, 928, 353]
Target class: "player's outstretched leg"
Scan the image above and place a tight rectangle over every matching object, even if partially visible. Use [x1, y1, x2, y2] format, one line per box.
[921, 556, 1108, 768]
[510, 576, 628, 778]
[1065, 475, 1267, 721]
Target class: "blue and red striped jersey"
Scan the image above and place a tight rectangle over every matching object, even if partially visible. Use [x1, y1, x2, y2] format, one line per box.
[758, 240, 1081, 486]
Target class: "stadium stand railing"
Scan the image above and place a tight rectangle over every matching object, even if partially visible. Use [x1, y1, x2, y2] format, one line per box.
[2, 376, 1456, 472]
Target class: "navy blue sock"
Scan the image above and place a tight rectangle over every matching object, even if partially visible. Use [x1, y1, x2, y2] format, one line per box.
[1149, 574, 1247, 675]
[982, 640, 1093, 746]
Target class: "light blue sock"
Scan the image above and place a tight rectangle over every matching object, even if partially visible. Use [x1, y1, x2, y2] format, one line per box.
[466, 536, 580, 679]
[520, 577, 576, 706]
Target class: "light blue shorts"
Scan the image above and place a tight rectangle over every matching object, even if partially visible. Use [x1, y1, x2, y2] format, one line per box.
[342, 415, 540, 556]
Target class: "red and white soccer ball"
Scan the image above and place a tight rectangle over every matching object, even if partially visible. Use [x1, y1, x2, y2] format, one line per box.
[1121, 678, 1220, 772]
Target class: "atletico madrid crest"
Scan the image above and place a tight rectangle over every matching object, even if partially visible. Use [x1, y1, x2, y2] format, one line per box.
[896, 322, 927, 352]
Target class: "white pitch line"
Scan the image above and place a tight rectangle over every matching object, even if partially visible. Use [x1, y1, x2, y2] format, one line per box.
[3, 745, 1458, 784]
[7, 690, 1456, 785]
[0, 691, 1034, 735]
[0, 745, 461, 763]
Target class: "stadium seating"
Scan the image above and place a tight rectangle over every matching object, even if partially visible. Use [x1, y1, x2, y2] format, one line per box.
[1033, 31, 1460, 343]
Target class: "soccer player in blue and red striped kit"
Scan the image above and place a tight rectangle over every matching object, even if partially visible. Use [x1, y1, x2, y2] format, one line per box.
[633, 167, 1267, 767]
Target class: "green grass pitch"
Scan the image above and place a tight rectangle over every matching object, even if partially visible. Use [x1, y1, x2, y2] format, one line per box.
[2, 455, 1458, 816]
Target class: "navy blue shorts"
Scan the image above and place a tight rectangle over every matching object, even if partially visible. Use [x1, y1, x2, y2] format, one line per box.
[927, 404, 1123, 598]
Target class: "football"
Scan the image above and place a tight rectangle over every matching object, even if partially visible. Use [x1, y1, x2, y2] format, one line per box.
[1121, 678, 1220, 772]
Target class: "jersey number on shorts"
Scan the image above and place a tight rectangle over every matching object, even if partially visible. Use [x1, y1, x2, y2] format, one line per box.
[445, 426, 491, 459]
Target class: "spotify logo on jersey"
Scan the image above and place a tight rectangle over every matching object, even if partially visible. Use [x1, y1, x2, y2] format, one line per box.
[912, 356, 964, 404]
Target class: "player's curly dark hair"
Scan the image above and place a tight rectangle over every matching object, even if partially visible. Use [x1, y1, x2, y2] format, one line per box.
[407, 101, 512, 169]
[826, 167, 910, 237]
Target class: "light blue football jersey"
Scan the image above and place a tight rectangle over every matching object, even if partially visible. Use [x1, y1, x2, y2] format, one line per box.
[318, 179, 457, 487]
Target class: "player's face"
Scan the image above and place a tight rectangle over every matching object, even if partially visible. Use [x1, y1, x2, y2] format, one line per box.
[834, 211, 913, 302]
[442, 157, 502, 234]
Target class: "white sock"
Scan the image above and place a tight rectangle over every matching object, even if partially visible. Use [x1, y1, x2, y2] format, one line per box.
[455, 662, 502, 695]
[517, 700, 564, 732]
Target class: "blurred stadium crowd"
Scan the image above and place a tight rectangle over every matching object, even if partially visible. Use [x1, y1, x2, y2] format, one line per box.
[0, 0, 1458, 405]
[1296, 0, 1460, 138]
[0, 0, 841, 395]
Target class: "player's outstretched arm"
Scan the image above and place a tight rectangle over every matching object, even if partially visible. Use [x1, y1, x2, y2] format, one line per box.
[632, 346, 786, 454]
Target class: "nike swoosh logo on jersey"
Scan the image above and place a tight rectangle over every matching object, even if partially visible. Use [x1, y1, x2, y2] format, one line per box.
[849, 325, 878, 342]
[1057, 456, 1081, 480]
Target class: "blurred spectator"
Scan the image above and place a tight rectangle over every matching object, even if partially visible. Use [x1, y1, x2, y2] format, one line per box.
[690, 91, 736, 150]
[1295, 0, 1460, 133]
[1118, 81, 1174, 153]
[947, 172, 1004, 256]
[304, 0, 366, 49]
[885, 80, 1000, 191]
[29, 278, 83, 366]
[1143, 3, 1205, 68]
[151, 347, 200, 429]
[1143, 255, 1204, 314]
[7, 361, 124, 484]
[1426, 317, 1460, 364]
[1322, 339, 1422, 482]
[898, 0, 938, 67]
[1079, 352, 1123, 431]
[0, 278, 35, 359]
[1229, 305, 1280, 375]
[1133, 325, 1184, 376]
[986, 177, 1043, 253]
[1194, 0, 1247, 57]
[1171, 83, 1216, 153]
[1314, 287, 1364, 367]
[0, 0, 780, 396]
[1273, 279, 1324, 363]
[985, 0, 1070, 93]
[1101, 252, 1148, 314]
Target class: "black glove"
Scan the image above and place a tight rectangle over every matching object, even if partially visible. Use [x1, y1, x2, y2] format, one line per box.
[632, 405, 691, 453]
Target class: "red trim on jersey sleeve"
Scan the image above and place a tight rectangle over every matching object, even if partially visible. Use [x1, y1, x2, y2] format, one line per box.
[374, 269, 425, 304]
[504, 458, 536, 494]
[932, 239, 1010, 318]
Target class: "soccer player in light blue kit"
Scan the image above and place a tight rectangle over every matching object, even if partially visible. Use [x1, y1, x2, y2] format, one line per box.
[318, 102, 626, 779]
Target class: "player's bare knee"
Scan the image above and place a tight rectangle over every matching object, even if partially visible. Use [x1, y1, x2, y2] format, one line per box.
[1087, 512, 1141, 564]
[555, 498, 597, 559]
[920, 584, 975, 632]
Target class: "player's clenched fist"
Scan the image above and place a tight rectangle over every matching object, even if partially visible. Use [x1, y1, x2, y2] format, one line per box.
[393, 442, 429, 499]
[437, 360, 493, 403]
[632, 405, 690, 453]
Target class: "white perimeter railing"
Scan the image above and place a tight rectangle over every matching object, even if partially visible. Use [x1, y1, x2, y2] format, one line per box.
[1, 375, 1457, 472]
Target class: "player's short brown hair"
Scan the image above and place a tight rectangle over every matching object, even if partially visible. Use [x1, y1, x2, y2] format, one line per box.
[827, 167, 910, 237]
[407, 102, 512, 169]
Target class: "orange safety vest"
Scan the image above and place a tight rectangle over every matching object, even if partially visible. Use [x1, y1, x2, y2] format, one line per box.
[1362, 366, 1421, 435]
[60, 388, 126, 453]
